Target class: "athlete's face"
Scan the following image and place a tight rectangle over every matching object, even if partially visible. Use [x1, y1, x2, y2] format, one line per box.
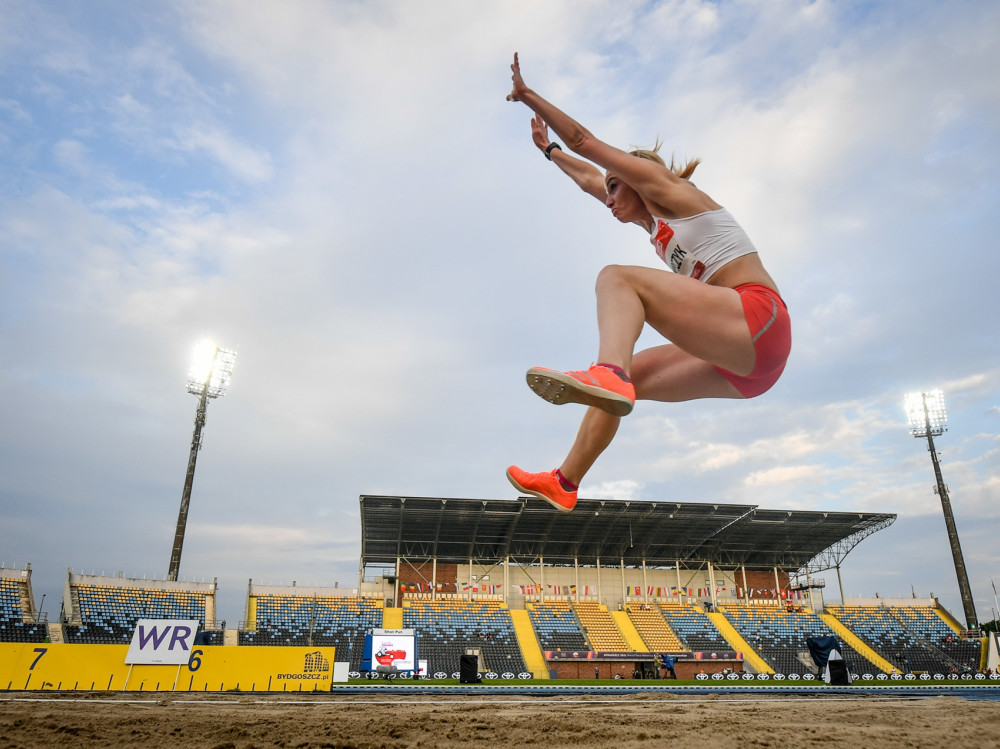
[604, 172, 644, 223]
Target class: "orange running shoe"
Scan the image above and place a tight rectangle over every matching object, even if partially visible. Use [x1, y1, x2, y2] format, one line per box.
[526, 364, 635, 416]
[506, 465, 577, 512]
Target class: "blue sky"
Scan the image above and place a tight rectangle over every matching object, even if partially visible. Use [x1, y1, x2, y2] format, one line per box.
[1, 0, 998, 626]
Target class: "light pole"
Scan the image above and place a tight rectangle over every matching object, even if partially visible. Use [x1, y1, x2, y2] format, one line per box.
[168, 341, 236, 582]
[904, 389, 977, 631]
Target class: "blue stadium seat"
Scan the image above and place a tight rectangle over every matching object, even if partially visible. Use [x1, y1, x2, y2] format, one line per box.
[827, 604, 980, 674]
[403, 600, 527, 675]
[238, 595, 382, 670]
[657, 603, 730, 652]
[528, 601, 589, 652]
[0, 578, 47, 643]
[63, 585, 208, 644]
[723, 603, 877, 675]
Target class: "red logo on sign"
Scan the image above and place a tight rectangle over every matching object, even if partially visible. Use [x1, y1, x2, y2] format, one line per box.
[375, 649, 407, 665]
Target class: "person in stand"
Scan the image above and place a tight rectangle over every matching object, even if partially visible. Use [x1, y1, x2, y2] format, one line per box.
[662, 653, 677, 679]
[504, 53, 791, 512]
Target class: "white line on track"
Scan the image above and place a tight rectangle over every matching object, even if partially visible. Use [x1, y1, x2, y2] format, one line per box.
[3, 695, 935, 706]
[248, 696, 934, 705]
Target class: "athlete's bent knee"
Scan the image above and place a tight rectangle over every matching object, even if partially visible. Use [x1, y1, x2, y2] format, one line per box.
[595, 264, 629, 290]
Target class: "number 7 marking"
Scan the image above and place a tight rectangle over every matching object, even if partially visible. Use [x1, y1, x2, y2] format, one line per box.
[30, 647, 47, 670]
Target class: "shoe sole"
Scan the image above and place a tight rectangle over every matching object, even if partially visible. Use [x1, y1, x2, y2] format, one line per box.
[506, 469, 575, 513]
[526, 368, 634, 417]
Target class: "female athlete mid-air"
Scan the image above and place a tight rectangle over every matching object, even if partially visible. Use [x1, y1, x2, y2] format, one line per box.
[505, 53, 791, 512]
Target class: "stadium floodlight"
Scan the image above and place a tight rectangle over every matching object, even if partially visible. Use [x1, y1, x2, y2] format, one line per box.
[904, 389, 977, 631]
[168, 341, 237, 582]
[905, 389, 947, 437]
[187, 340, 237, 399]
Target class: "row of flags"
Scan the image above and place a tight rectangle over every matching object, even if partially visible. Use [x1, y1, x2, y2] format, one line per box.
[398, 582, 457, 593]
[400, 581, 809, 599]
[513, 584, 597, 596]
[629, 586, 713, 597]
[399, 582, 505, 593]
[747, 588, 810, 600]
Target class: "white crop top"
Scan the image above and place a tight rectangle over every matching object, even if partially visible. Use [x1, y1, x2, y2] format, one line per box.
[650, 207, 758, 281]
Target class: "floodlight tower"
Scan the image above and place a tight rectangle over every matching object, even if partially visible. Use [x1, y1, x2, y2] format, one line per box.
[904, 389, 977, 631]
[167, 341, 237, 582]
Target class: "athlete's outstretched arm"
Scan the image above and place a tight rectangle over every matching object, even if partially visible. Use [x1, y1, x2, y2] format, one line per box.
[507, 53, 599, 157]
[507, 53, 683, 212]
[529, 115, 606, 202]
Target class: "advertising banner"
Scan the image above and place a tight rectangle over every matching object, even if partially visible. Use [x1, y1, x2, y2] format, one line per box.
[542, 650, 740, 661]
[369, 631, 415, 671]
[125, 620, 200, 665]
[0, 643, 336, 692]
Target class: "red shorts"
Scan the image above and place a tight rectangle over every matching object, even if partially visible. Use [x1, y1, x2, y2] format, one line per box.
[714, 283, 791, 398]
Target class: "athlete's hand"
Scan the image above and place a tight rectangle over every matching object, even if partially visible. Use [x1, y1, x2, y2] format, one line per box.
[531, 114, 552, 151]
[506, 52, 528, 102]
[530, 115, 550, 151]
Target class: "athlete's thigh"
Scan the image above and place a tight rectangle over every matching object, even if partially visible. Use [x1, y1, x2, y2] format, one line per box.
[610, 265, 753, 374]
[632, 343, 743, 402]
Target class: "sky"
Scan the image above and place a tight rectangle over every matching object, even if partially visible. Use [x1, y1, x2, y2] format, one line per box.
[1, 0, 998, 628]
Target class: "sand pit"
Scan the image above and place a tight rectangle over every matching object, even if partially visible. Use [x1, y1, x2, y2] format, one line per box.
[2, 692, 999, 748]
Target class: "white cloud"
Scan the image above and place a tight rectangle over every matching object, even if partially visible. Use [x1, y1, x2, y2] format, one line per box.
[744, 464, 825, 489]
[166, 125, 273, 183]
[585, 478, 642, 501]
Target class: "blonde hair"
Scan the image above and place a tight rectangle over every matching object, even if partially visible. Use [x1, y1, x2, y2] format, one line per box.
[629, 140, 701, 180]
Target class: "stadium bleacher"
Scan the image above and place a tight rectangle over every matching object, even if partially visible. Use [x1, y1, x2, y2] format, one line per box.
[64, 584, 209, 644]
[3, 568, 992, 682]
[723, 603, 877, 675]
[656, 602, 730, 652]
[19, 496, 969, 688]
[626, 604, 685, 652]
[0, 575, 47, 643]
[239, 594, 382, 670]
[402, 599, 527, 675]
[527, 601, 589, 652]
[826, 604, 980, 674]
[573, 601, 629, 651]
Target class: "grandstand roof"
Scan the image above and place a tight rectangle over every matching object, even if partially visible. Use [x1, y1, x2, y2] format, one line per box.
[359, 495, 896, 573]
